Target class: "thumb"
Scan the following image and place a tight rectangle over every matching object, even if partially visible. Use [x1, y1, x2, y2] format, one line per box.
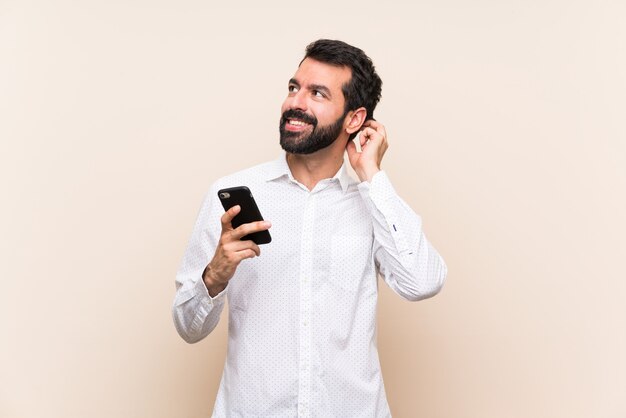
[346, 139, 361, 168]
[346, 139, 359, 159]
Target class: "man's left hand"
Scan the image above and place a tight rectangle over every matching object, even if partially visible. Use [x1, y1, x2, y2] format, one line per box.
[346, 120, 389, 182]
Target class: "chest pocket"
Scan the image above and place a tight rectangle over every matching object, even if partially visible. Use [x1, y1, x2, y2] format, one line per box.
[329, 235, 373, 293]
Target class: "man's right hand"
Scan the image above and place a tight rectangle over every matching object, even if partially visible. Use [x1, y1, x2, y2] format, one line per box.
[203, 205, 271, 297]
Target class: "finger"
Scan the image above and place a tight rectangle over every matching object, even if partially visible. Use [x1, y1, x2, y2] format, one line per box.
[361, 119, 376, 129]
[221, 205, 241, 231]
[378, 124, 387, 139]
[346, 139, 358, 155]
[362, 120, 387, 138]
[360, 127, 380, 146]
[361, 119, 381, 130]
[224, 239, 262, 257]
[233, 248, 258, 263]
[230, 220, 272, 241]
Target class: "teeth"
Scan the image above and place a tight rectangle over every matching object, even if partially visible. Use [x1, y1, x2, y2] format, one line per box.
[289, 119, 308, 126]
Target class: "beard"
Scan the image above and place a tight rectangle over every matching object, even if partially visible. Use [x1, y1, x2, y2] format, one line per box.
[279, 109, 346, 155]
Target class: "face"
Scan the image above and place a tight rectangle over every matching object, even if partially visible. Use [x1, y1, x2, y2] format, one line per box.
[279, 58, 352, 154]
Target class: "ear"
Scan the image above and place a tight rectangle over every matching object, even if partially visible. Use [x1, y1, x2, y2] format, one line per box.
[344, 107, 367, 135]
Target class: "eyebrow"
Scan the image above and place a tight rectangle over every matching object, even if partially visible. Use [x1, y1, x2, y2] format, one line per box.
[288, 78, 332, 98]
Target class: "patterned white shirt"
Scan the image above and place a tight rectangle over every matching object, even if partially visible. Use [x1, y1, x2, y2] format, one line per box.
[172, 154, 447, 417]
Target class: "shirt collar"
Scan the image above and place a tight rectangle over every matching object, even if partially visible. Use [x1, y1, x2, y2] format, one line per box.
[264, 153, 353, 194]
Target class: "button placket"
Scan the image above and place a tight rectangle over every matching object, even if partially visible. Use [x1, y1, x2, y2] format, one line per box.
[297, 193, 314, 418]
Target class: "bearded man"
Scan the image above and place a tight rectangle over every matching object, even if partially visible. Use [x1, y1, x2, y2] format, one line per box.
[173, 39, 447, 417]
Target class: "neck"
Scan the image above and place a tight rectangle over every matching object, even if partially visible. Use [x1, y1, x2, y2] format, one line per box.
[286, 140, 346, 191]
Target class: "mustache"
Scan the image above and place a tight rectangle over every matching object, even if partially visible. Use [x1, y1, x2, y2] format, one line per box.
[281, 109, 317, 127]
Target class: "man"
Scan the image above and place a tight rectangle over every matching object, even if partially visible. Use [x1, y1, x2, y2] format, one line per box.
[173, 39, 447, 417]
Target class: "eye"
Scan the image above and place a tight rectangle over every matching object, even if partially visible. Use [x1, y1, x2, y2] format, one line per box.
[288, 85, 298, 94]
[313, 90, 325, 98]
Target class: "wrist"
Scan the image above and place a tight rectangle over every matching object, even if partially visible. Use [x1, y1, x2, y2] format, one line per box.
[357, 165, 380, 183]
[203, 265, 227, 297]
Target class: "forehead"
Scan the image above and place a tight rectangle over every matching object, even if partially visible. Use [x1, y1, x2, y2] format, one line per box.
[292, 58, 352, 93]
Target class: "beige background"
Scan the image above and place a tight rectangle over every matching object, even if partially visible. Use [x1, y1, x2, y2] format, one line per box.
[1, 0, 625, 417]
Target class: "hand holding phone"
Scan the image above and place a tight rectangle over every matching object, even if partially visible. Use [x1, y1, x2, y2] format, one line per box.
[203, 187, 271, 297]
[218, 186, 272, 245]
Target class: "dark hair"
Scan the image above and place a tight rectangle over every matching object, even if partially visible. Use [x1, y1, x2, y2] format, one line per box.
[302, 39, 382, 139]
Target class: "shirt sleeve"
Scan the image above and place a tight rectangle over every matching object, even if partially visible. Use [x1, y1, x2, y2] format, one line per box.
[172, 185, 227, 343]
[357, 171, 447, 301]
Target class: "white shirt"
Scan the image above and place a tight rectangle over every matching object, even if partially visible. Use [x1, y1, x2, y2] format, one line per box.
[172, 154, 447, 417]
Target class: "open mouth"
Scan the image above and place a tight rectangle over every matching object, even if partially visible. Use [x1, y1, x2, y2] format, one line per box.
[286, 118, 312, 130]
[281, 109, 316, 132]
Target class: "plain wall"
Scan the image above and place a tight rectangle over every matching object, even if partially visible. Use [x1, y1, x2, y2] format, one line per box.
[1, 0, 624, 417]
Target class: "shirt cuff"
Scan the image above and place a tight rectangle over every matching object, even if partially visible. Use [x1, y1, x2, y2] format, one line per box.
[357, 170, 398, 207]
[357, 170, 412, 254]
[194, 274, 228, 307]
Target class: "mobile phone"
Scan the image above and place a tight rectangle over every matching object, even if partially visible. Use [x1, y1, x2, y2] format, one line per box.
[217, 186, 272, 245]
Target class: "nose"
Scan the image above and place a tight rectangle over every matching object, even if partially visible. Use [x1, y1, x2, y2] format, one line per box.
[288, 89, 307, 111]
